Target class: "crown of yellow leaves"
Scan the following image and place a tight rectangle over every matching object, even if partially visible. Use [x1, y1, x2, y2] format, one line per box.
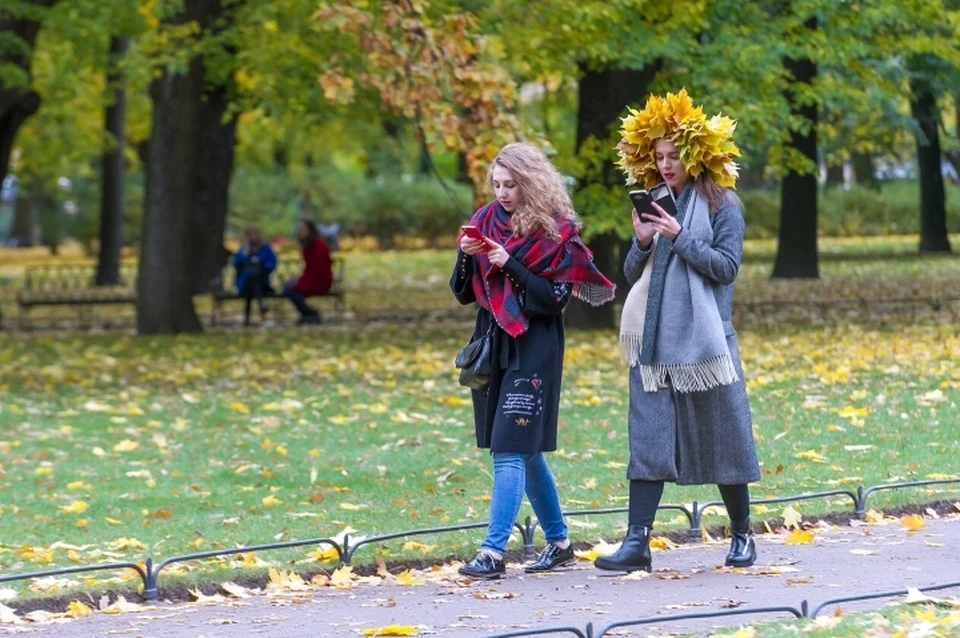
[616, 89, 741, 189]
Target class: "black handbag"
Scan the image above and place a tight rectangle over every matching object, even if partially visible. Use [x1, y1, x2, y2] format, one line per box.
[455, 325, 494, 390]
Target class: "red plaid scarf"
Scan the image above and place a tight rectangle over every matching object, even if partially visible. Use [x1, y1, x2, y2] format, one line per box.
[465, 202, 616, 337]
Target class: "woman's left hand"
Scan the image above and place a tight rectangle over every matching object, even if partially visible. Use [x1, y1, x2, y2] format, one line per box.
[640, 202, 682, 240]
[485, 240, 510, 268]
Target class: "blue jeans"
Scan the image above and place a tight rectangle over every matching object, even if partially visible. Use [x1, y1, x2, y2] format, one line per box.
[481, 453, 568, 554]
[282, 282, 318, 318]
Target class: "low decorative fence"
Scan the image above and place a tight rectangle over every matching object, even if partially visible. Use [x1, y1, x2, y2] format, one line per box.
[485, 578, 960, 637]
[0, 477, 956, 602]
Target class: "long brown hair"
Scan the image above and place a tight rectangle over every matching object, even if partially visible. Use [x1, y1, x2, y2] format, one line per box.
[488, 143, 578, 239]
[693, 174, 728, 213]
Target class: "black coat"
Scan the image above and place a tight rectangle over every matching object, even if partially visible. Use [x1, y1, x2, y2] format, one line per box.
[450, 251, 571, 454]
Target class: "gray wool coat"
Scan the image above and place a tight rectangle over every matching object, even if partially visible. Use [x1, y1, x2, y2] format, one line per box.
[624, 190, 761, 486]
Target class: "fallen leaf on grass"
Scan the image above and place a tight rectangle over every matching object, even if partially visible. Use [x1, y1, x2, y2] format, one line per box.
[784, 529, 815, 545]
[401, 541, 434, 554]
[730, 628, 756, 638]
[363, 625, 418, 636]
[59, 501, 88, 514]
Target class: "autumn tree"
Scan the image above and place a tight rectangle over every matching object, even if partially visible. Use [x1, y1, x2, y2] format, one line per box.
[137, 0, 243, 335]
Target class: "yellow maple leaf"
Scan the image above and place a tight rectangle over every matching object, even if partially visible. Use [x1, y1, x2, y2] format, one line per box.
[331, 565, 356, 588]
[649, 537, 678, 551]
[395, 570, 425, 586]
[574, 539, 621, 562]
[266, 568, 311, 591]
[785, 529, 816, 545]
[60, 501, 89, 514]
[113, 439, 139, 452]
[65, 601, 92, 618]
[308, 545, 340, 562]
[34, 466, 53, 476]
[262, 495, 282, 508]
[105, 516, 122, 525]
[730, 628, 756, 638]
[901, 514, 926, 532]
[229, 402, 250, 414]
[363, 625, 418, 636]
[401, 541, 434, 554]
[782, 505, 803, 530]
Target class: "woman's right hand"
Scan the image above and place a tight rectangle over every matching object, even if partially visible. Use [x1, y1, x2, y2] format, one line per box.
[632, 209, 657, 248]
[459, 235, 488, 255]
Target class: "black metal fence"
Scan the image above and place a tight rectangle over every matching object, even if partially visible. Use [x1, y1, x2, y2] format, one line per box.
[0, 478, 956, 603]
[485, 578, 960, 637]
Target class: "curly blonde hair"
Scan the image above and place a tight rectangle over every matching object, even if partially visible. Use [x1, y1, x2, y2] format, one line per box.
[488, 143, 578, 239]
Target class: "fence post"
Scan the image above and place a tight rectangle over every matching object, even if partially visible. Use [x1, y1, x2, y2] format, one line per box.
[855, 485, 867, 519]
[688, 500, 701, 541]
[142, 557, 158, 601]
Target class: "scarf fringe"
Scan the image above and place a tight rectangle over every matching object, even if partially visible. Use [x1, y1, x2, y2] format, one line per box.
[573, 281, 617, 307]
[619, 332, 645, 366]
[637, 353, 739, 394]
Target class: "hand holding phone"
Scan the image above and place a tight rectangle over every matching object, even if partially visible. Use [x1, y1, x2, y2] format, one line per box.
[460, 225, 492, 252]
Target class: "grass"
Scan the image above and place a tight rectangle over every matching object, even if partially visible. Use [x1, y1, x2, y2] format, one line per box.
[0, 241, 959, 601]
[706, 602, 960, 637]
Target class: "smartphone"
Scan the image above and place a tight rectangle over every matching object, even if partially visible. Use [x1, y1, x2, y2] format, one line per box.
[629, 189, 659, 218]
[461, 225, 492, 251]
[629, 183, 677, 219]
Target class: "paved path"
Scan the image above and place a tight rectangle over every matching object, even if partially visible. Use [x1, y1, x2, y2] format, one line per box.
[4, 516, 959, 637]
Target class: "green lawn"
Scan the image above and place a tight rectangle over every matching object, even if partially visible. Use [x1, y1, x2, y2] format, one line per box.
[0, 242, 959, 600]
[707, 601, 960, 637]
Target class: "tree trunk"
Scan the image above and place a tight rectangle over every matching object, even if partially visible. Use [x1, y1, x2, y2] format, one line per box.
[824, 162, 844, 189]
[10, 188, 36, 246]
[96, 35, 129, 286]
[190, 76, 237, 293]
[772, 49, 819, 279]
[851, 151, 879, 191]
[137, 57, 205, 334]
[0, 1, 59, 187]
[910, 80, 951, 253]
[566, 62, 660, 330]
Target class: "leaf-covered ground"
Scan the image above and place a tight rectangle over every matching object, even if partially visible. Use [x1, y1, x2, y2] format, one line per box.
[0, 240, 958, 601]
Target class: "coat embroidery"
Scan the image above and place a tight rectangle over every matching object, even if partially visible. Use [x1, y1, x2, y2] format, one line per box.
[501, 374, 544, 424]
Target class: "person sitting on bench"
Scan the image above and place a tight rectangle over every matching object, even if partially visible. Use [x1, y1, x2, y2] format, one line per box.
[232, 225, 277, 326]
[283, 219, 332, 325]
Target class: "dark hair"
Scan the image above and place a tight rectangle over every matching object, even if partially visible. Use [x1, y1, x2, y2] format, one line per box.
[300, 218, 320, 242]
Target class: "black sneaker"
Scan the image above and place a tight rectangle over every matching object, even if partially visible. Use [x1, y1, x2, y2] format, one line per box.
[525, 543, 575, 573]
[458, 551, 505, 580]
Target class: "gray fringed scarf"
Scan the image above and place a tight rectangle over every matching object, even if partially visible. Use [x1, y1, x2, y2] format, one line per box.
[619, 187, 738, 393]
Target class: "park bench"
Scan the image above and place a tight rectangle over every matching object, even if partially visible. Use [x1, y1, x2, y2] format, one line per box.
[209, 256, 346, 325]
[17, 264, 138, 330]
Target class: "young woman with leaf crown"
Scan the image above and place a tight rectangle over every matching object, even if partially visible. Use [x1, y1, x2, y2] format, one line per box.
[595, 89, 761, 573]
[450, 142, 616, 579]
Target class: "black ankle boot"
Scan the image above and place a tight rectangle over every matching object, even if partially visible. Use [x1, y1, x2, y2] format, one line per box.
[594, 525, 651, 572]
[725, 517, 756, 568]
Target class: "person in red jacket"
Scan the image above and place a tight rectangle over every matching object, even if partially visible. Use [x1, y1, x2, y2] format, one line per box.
[283, 219, 333, 325]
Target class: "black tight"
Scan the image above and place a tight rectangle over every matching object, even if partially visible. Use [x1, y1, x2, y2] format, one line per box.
[628, 480, 751, 527]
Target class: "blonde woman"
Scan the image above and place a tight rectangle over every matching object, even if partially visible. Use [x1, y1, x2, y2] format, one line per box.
[450, 142, 615, 579]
